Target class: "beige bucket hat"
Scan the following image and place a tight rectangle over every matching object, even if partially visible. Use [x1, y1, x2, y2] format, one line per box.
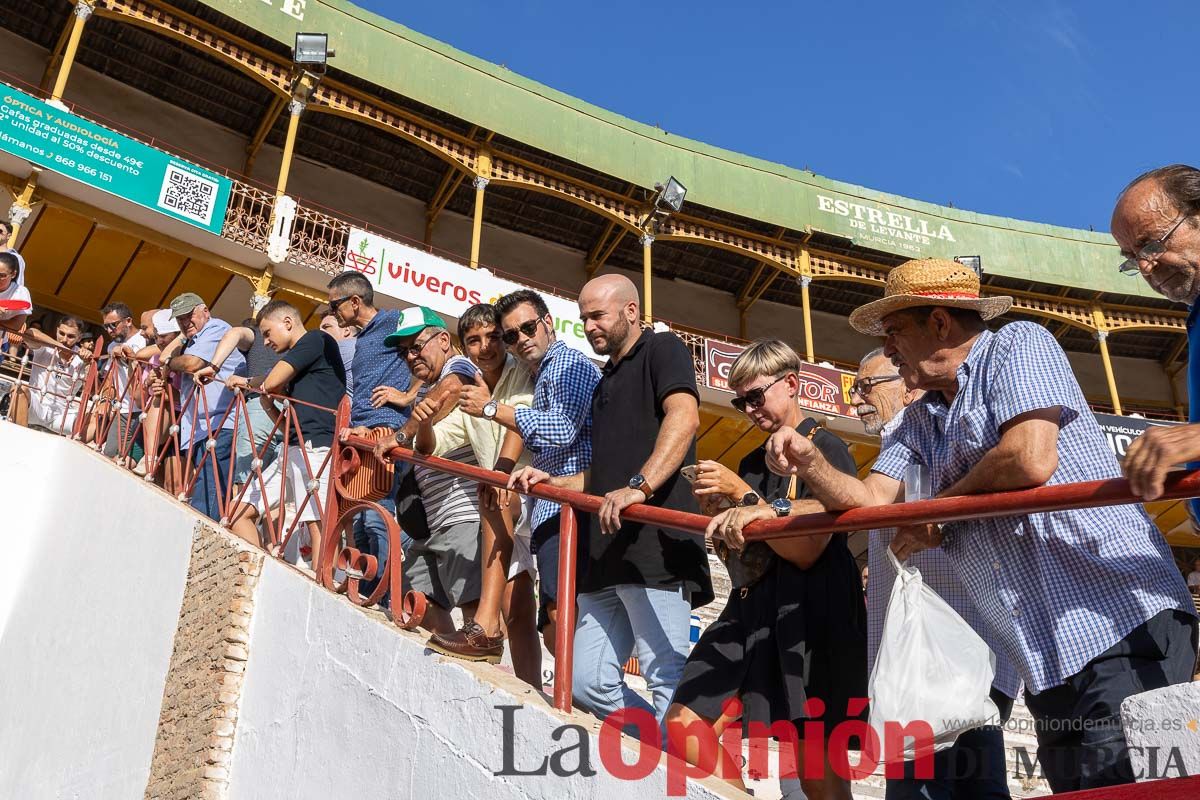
[848, 258, 1013, 336]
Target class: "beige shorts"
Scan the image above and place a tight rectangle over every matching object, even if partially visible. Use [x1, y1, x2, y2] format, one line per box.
[241, 443, 331, 525]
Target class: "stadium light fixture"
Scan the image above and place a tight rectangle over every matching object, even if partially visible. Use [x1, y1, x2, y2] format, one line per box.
[293, 33, 335, 71]
[654, 176, 687, 214]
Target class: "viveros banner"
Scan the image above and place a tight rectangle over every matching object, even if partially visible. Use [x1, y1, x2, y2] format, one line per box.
[0, 84, 231, 234]
[703, 339, 857, 418]
[345, 227, 598, 358]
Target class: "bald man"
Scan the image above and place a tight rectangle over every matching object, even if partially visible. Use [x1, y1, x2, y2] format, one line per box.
[568, 273, 712, 725]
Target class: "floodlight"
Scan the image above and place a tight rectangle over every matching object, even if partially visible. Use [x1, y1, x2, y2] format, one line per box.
[655, 176, 687, 214]
[294, 33, 333, 68]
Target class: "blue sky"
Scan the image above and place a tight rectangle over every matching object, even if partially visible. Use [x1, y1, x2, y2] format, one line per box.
[357, 0, 1198, 233]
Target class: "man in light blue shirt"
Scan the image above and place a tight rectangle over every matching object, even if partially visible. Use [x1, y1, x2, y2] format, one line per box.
[759, 259, 1196, 793]
[167, 292, 246, 522]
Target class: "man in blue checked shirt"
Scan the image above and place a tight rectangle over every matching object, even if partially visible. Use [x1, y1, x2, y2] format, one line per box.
[489, 289, 601, 653]
[854, 347, 1021, 800]
[759, 258, 1197, 794]
[1112, 166, 1200, 528]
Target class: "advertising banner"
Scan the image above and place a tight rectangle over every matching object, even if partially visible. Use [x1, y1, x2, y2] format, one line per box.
[344, 227, 597, 358]
[0, 84, 231, 234]
[703, 339, 856, 418]
[1093, 412, 1178, 461]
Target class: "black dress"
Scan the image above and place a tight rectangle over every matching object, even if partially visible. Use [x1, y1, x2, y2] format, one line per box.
[672, 420, 868, 731]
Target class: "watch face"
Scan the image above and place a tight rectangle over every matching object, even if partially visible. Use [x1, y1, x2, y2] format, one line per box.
[772, 498, 791, 516]
[741, 492, 759, 507]
[629, 474, 645, 489]
[483, 400, 497, 419]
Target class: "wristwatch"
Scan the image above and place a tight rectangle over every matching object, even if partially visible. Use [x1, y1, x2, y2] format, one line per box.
[628, 473, 653, 500]
[740, 492, 761, 507]
[394, 431, 410, 447]
[482, 399, 498, 420]
[771, 497, 792, 517]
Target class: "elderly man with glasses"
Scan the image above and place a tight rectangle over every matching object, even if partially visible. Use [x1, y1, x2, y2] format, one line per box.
[164, 293, 247, 520]
[372, 306, 486, 634]
[1111, 166, 1200, 524]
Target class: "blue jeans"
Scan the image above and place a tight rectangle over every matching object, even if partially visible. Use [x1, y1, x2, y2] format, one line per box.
[572, 582, 691, 727]
[186, 429, 235, 522]
[352, 463, 413, 605]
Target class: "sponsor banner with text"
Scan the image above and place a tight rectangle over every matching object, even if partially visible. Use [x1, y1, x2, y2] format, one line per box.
[704, 339, 856, 418]
[345, 227, 597, 358]
[0, 83, 231, 234]
[1093, 412, 1178, 460]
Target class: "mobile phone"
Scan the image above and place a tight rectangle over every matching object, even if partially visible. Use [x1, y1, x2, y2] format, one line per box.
[680, 464, 699, 483]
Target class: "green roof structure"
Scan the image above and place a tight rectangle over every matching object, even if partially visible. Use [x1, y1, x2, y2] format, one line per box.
[209, 1, 1144, 297]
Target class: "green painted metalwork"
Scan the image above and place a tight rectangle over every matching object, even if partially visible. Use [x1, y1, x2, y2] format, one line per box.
[199, 0, 1149, 297]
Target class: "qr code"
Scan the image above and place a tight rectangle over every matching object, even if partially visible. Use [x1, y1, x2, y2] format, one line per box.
[157, 163, 217, 226]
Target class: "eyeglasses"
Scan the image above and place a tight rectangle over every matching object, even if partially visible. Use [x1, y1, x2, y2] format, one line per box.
[501, 317, 546, 346]
[403, 329, 442, 358]
[327, 295, 357, 313]
[1118, 215, 1190, 275]
[849, 374, 902, 398]
[730, 374, 790, 413]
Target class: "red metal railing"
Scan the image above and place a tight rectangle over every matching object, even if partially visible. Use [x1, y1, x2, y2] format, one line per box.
[0, 335, 92, 434]
[9, 339, 1200, 796]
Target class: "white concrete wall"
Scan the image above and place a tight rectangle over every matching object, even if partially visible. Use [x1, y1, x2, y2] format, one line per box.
[0, 422, 194, 800]
[230, 559, 730, 800]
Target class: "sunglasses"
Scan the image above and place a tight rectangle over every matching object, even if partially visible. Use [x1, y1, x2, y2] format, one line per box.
[849, 374, 902, 398]
[730, 374, 790, 413]
[501, 317, 546, 346]
[102, 321, 124, 331]
[327, 295, 357, 314]
[403, 329, 443, 358]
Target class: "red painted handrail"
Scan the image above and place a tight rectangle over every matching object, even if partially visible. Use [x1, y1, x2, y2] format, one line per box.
[348, 434, 1200, 541]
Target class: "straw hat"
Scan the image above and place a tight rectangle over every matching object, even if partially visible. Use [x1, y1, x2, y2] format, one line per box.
[848, 258, 1012, 336]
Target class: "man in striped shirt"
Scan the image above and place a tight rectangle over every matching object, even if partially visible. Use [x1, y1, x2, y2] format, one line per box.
[374, 306, 483, 634]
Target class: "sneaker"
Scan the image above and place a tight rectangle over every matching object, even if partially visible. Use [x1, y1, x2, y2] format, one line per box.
[427, 621, 504, 664]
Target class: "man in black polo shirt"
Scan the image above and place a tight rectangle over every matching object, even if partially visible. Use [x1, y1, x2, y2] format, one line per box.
[571, 273, 712, 726]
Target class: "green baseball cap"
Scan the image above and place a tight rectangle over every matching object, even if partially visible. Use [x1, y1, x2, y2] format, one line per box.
[169, 292, 205, 317]
[383, 306, 445, 348]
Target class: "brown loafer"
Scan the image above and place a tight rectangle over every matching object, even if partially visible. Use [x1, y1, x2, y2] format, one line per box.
[427, 621, 504, 664]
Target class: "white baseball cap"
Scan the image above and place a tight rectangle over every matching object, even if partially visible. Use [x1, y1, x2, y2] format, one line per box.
[152, 308, 180, 335]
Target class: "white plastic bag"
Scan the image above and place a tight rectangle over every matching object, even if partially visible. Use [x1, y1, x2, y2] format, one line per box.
[867, 548, 998, 763]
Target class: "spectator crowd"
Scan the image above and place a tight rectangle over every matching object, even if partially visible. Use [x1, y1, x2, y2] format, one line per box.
[2, 164, 1200, 799]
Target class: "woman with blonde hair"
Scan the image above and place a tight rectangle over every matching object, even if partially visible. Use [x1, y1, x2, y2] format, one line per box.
[665, 338, 866, 800]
